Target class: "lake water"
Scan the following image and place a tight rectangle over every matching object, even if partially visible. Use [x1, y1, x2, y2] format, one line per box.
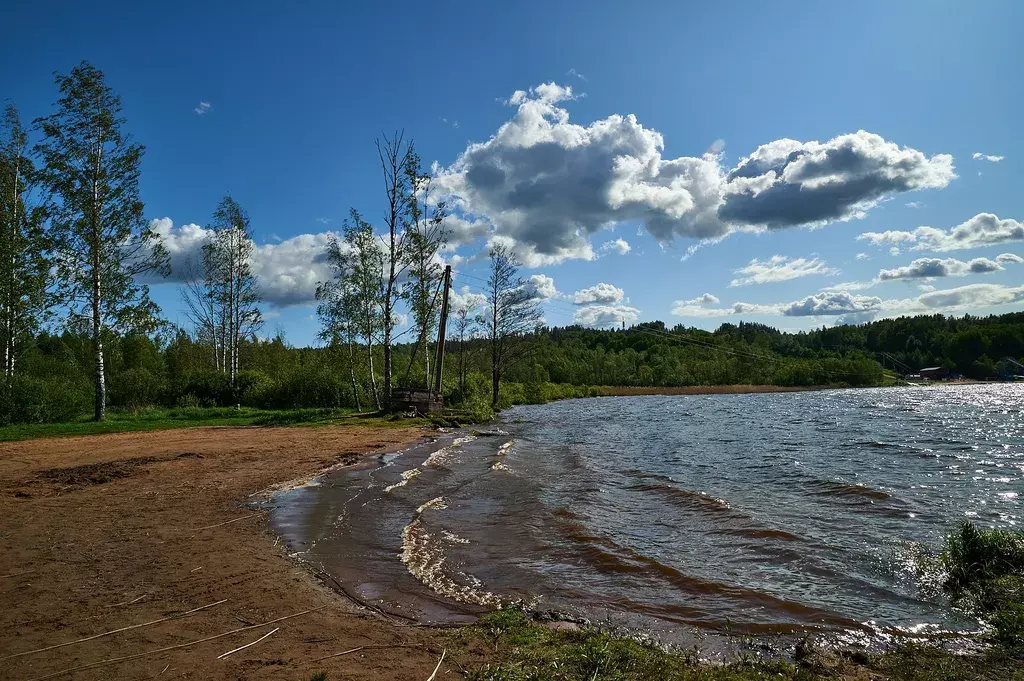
[270, 384, 1023, 648]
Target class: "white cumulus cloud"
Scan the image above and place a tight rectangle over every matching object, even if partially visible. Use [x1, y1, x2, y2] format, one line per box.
[433, 84, 955, 266]
[147, 218, 336, 307]
[523, 273, 560, 300]
[682, 293, 720, 306]
[600, 237, 631, 255]
[572, 283, 625, 305]
[858, 213, 1024, 253]
[877, 254, 1019, 281]
[573, 304, 640, 328]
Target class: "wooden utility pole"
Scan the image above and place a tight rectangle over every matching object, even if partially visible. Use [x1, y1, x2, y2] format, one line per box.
[432, 265, 452, 397]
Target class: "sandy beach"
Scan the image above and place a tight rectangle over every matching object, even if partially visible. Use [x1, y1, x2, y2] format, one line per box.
[0, 424, 460, 680]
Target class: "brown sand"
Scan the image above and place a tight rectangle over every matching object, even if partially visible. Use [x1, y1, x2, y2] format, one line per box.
[0, 424, 462, 680]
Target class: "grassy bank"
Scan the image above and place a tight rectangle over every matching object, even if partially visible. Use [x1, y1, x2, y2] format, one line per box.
[0, 406, 428, 442]
[453, 607, 1021, 681]
[447, 521, 1024, 680]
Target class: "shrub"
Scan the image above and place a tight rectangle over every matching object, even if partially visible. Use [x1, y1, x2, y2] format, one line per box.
[236, 370, 276, 407]
[942, 521, 1024, 651]
[943, 521, 1024, 596]
[0, 374, 92, 425]
[108, 368, 165, 410]
[173, 371, 232, 407]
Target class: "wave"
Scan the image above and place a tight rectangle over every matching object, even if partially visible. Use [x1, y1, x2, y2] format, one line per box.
[627, 482, 734, 515]
[558, 522, 858, 630]
[806, 479, 892, 501]
[400, 496, 503, 607]
[423, 434, 477, 468]
[384, 467, 421, 492]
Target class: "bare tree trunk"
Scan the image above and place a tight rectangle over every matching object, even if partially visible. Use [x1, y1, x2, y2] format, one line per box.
[383, 289, 393, 409]
[367, 338, 380, 410]
[90, 136, 106, 421]
[92, 259, 105, 421]
[423, 335, 431, 390]
[491, 302, 499, 407]
[4, 142, 21, 378]
[227, 230, 236, 388]
[347, 329, 360, 412]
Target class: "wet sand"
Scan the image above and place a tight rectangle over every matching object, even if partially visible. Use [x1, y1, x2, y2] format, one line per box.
[0, 424, 460, 680]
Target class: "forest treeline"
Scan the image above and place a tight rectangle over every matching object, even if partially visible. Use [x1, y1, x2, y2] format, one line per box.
[3, 310, 1023, 425]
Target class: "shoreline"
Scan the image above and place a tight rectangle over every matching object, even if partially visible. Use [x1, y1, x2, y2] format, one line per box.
[2, 401, 1019, 680]
[594, 384, 833, 396]
[0, 424, 459, 680]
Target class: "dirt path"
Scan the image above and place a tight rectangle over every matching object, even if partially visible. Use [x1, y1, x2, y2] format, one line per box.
[0, 424, 459, 680]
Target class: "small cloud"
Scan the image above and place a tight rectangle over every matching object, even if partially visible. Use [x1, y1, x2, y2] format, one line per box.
[973, 152, 1005, 163]
[706, 138, 726, 155]
[270, 233, 282, 242]
[194, 101, 211, 115]
[566, 68, 588, 82]
[600, 238, 631, 255]
[453, 120, 459, 129]
[314, 217, 332, 225]
[905, 201, 923, 209]
[855, 253, 870, 261]
[682, 293, 719, 306]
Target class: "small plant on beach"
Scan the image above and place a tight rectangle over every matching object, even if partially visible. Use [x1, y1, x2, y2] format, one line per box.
[306, 673, 327, 681]
[943, 520, 1024, 596]
[942, 520, 1024, 651]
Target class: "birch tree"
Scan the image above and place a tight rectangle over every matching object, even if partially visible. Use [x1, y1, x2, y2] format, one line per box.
[0, 104, 49, 379]
[483, 242, 542, 406]
[205, 196, 262, 390]
[317, 209, 384, 410]
[375, 132, 415, 408]
[453, 295, 481, 398]
[35, 62, 169, 421]
[403, 149, 448, 389]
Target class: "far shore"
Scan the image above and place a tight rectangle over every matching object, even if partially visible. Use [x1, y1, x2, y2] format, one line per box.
[594, 384, 831, 396]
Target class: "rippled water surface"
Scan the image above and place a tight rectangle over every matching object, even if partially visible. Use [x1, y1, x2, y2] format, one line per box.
[271, 384, 1024, 642]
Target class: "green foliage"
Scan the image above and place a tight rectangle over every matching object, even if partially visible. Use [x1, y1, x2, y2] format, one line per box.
[942, 521, 1024, 651]
[0, 374, 91, 425]
[2, 310, 1022, 425]
[108, 367, 165, 410]
[943, 521, 1024, 596]
[461, 606, 1024, 681]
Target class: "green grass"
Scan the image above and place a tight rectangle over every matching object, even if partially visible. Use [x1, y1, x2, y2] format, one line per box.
[0, 406, 430, 442]
[942, 520, 1024, 653]
[455, 607, 1024, 681]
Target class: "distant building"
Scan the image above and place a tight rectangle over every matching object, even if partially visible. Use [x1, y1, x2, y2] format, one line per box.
[919, 367, 949, 381]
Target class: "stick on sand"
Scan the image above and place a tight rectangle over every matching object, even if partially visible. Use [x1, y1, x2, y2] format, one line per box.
[0, 599, 227, 661]
[217, 627, 278, 659]
[192, 512, 261, 532]
[25, 606, 327, 681]
[426, 649, 446, 681]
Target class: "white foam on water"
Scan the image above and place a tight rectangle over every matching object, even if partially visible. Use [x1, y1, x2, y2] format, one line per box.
[400, 496, 503, 607]
[384, 467, 422, 493]
[442, 529, 470, 544]
[423, 435, 477, 468]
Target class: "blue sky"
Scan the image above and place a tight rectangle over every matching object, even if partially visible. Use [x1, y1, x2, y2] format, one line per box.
[3, 0, 1022, 344]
